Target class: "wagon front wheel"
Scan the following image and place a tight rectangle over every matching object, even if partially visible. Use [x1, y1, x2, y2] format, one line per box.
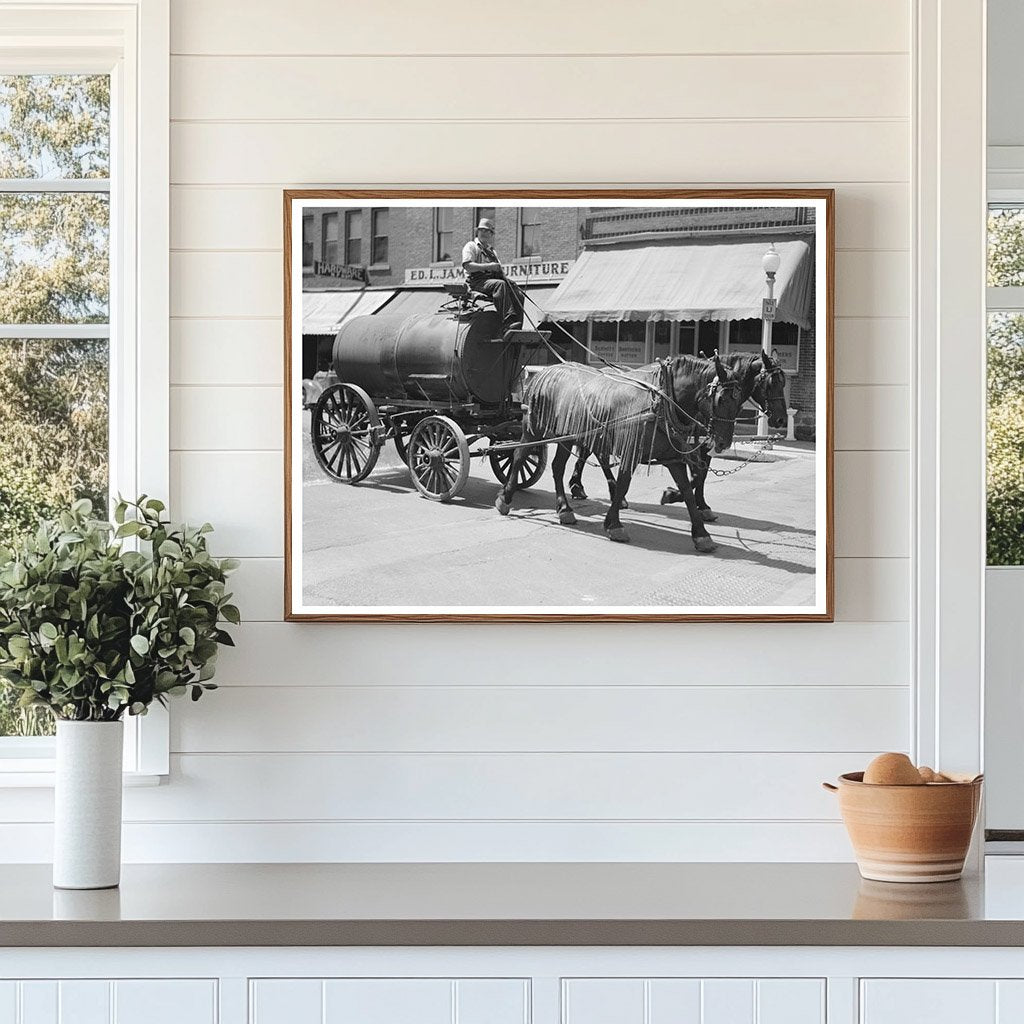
[408, 415, 470, 501]
[311, 383, 381, 483]
[489, 443, 548, 490]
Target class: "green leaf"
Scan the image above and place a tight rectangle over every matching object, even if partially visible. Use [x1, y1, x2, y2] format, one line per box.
[39, 622, 58, 641]
[158, 539, 183, 559]
[220, 604, 241, 625]
[130, 634, 150, 656]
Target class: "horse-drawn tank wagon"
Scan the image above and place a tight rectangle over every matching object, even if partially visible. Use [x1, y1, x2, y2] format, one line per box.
[309, 285, 550, 501]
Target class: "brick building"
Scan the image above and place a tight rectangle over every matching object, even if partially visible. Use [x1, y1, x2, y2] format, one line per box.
[301, 203, 818, 438]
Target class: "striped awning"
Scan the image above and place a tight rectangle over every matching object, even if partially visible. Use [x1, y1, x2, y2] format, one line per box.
[543, 240, 814, 328]
[302, 289, 395, 334]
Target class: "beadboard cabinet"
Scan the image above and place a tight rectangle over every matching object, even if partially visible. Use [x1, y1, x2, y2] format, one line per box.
[4, 951, 1024, 1024]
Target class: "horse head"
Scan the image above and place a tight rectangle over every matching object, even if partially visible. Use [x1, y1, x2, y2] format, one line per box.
[755, 350, 788, 430]
[696, 354, 747, 454]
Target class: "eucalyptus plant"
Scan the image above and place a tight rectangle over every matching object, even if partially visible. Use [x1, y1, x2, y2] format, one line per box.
[0, 497, 239, 722]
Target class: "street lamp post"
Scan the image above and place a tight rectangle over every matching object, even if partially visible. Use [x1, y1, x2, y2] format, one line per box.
[758, 243, 782, 437]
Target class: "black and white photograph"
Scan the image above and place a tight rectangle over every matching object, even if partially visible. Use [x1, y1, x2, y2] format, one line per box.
[285, 191, 833, 621]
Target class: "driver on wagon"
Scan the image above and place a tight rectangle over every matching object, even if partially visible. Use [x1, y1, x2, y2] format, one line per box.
[461, 217, 525, 338]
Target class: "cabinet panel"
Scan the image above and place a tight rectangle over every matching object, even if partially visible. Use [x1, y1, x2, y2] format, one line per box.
[0, 983, 15, 1024]
[861, 981, 997, 1023]
[251, 979, 528, 1024]
[58, 982, 110, 1024]
[18, 983, 56, 1024]
[113, 981, 217, 1024]
[563, 978, 825, 1024]
[757, 980, 825, 1024]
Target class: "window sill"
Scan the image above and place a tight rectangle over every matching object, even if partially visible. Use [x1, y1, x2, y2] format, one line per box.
[0, 767, 166, 788]
[368, 263, 390, 272]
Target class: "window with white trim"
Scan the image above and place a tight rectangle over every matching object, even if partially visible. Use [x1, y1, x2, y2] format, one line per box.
[0, 3, 169, 780]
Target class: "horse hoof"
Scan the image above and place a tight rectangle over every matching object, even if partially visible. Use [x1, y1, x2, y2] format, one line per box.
[694, 536, 717, 554]
[660, 488, 680, 506]
[558, 509, 577, 525]
[570, 486, 587, 500]
[495, 495, 511, 516]
[606, 527, 631, 543]
[700, 508, 718, 522]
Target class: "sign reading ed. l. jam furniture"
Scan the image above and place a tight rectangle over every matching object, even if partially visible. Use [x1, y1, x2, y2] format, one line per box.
[405, 259, 574, 285]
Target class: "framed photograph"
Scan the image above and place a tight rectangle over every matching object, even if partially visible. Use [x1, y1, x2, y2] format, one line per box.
[284, 190, 834, 622]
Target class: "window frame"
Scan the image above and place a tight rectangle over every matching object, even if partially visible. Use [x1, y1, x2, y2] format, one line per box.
[519, 207, 541, 258]
[0, 0, 170, 783]
[370, 207, 388, 266]
[344, 209, 362, 265]
[434, 207, 453, 263]
[321, 211, 339, 264]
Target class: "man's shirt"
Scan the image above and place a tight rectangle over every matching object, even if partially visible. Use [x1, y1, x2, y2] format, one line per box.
[462, 237, 499, 286]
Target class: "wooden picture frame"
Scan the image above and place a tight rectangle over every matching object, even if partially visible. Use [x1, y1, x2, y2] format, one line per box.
[284, 189, 834, 622]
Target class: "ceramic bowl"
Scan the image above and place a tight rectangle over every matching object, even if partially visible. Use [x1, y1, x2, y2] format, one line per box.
[823, 771, 983, 883]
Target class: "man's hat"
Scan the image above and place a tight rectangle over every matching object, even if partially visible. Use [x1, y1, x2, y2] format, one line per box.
[476, 218, 495, 232]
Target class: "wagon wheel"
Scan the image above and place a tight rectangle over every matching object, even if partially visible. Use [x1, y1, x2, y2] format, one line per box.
[408, 415, 470, 501]
[489, 443, 548, 490]
[311, 383, 381, 483]
[391, 413, 423, 465]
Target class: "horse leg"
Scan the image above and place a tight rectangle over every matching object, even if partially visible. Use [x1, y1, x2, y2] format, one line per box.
[694, 447, 717, 521]
[603, 464, 634, 543]
[664, 460, 717, 553]
[569, 444, 589, 500]
[598, 455, 628, 510]
[495, 435, 535, 516]
[552, 443, 577, 525]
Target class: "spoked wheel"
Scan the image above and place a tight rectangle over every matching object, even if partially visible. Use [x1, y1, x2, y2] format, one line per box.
[311, 383, 381, 483]
[489, 443, 548, 490]
[408, 415, 470, 501]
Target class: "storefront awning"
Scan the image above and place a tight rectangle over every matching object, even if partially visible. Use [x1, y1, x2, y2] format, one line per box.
[375, 289, 448, 319]
[302, 289, 395, 334]
[543, 240, 813, 329]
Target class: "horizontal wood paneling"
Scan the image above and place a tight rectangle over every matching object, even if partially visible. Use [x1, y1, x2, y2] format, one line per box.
[170, 0, 910, 56]
[170, 685, 909, 754]
[171, 54, 909, 122]
[834, 386, 909, 450]
[226, 556, 909, 623]
[834, 452, 910, 558]
[170, 319, 282, 386]
[834, 318, 909, 385]
[0, 820, 856, 862]
[170, 120, 909, 186]
[170, 450, 907, 559]
[210, 621, 910, 687]
[170, 386, 281, 450]
[170, 183, 909, 252]
[115, 752, 856, 821]
[169, 249, 908, 319]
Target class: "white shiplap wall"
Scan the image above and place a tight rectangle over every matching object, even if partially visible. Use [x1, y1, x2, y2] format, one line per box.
[1, 0, 915, 862]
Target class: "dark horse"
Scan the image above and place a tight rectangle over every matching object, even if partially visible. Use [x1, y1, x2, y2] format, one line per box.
[494, 354, 749, 552]
[660, 349, 789, 518]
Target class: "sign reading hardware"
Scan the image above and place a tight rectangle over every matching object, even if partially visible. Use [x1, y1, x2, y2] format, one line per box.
[314, 260, 368, 283]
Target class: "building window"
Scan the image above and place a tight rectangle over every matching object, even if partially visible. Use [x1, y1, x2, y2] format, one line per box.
[520, 208, 541, 257]
[345, 209, 362, 265]
[322, 212, 339, 264]
[0, 74, 112, 739]
[987, 204, 1024, 565]
[371, 209, 388, 265]
[475, 206, 495, 229]
[302, 214, 314, 269]
[435, 208, 453, 262]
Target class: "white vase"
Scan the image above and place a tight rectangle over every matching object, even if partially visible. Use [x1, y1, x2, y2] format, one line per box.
[53, 719, 124, 889]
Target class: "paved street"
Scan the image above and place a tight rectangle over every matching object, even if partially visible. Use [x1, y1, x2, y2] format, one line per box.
[299, 412, 817, 610]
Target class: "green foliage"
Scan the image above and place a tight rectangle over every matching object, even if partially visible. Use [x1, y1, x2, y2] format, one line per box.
[989, 209, 1024, 288]
[988, 396, 1024, 565]
[0, 497, 239, 723]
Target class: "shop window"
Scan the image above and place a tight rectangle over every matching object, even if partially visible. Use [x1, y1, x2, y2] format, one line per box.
[371, 209, 388, 265]
[678, 322, 698, 355]
[302, 214, 313, 269]
[652, 321, 672, 362]
[520, 208, 541, 257]
[322, 212, 339, 264]
[696, 320, 721, 357]
[435, 208, 453, 262]
[344, 210, 362, 265]
[588, 321, 648, 367]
